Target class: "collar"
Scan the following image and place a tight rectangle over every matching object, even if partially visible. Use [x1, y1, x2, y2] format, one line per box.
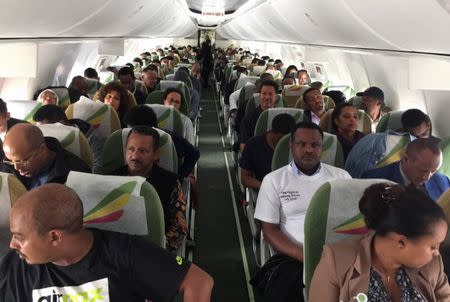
[290, 160, 321, 176]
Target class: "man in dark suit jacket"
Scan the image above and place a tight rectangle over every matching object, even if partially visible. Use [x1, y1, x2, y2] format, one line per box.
[0, 98, 27, 142]
[362, 137, 450, 201]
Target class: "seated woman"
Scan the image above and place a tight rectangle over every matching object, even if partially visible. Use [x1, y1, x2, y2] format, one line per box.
[96, 81, 129, 127]
[331, 102, 365, 161]
[37, 89, 58, 105]
[309, 183, 450, 301]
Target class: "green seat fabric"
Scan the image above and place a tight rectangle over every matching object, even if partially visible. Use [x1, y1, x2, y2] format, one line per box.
[439, 137, 450, 177]
[0, 172, 27, 259]
[319, 109, 373, 135]
[281, 85, 310, 108]
[98, 71, 117, 85]
[51, 87, 71, 109]
[156, 81, 190, 115]
[304, 178, 394, 296]
[7, 101, 42, 123]
[244, 93, 285, 118]
[147, 104, 185, 138]
[65, 171, 165, 248]
[146, 90, 165, 105]
[86, 79, 103, 98]
[100, 128, 178, 175]
[254, 108, 304, 136]
[376, 110, 405, 133]
[272, 132, 345, 170]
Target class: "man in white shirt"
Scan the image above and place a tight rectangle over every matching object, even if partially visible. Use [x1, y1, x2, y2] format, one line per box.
[357, 86, 386, 132]
[252, 122, 351, 302]
[302, 87, 327, 125]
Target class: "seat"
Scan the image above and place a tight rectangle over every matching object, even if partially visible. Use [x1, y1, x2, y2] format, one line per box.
[244, 93, 286, 118]
[98, 71, 116, 84]
[252, 66, 266, 76]
[86, 79, 102, 99]
[439, 137, 450, 178]
[36, 123, 93, 170]
[0, 172, 27, 259]
[234, 75, 259, 91]
[100, 127, 178, 175]
[7, 100, 42, 123]
[303, 178, 393, 295]
[281, 85, 310, 108]
[376, 110, 405, 133]
[65, 97, 121, 139]
[65, 171, 165, 248]
[254, 108, 304, 136]
[295, 95, 336, 111]
[92, 90, 137, 112]
[146, 104, 184, 138]
[155, 81, 190, 116]
[345, 131, 412, 178]
[51, 86, 72, 109]
[271, 132, 345, 170]
[319, 109, 372, 135]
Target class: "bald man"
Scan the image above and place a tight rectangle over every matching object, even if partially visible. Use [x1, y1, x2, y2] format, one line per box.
[0, 124, 90, 190]
[1, 184, 213, 301]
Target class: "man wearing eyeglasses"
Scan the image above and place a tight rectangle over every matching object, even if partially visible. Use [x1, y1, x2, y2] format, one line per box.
[251, 122, 351, 302]
[0, 123, 90, 190]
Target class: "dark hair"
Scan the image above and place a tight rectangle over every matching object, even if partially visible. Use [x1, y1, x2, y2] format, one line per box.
[302, 87, 321, 103]
[133, 57, 143, 67]
[84, 67, 98, 79]
[359, 183, 446, 238]
[178, 66, 190, 75]
[118, 66, 135, 79]
[310, 81, 323, 90]
[123, 105, 157, 127]
[272, 113, 296, 135]
[290, 121, 324, 141]
[33, 105, 67, 123]
[285, 65, 298, 77]
[274, 59, 282, 64]
[331, 102, 358, 132]
[143, 64, 159, 73]
[258, 79, 278, 93]
[129, 126, 160, 151]
[323, 90, 346, 105]
[163, 87, 183, 101]
[401, 109, 431, 133]
[97, 81, 128, 113]
[282, 74, 296, 85]
[297, 69, 308, 76]
[258, 60, 266, 66]
[0, 98, 7, 115]
[406, 137, 441, 157]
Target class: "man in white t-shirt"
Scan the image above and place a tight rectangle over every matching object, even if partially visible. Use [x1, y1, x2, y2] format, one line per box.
[252, 122, 351, 302]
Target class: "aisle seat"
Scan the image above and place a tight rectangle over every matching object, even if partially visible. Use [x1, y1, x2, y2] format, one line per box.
[147, 104, 184, 138]
[281, 85, 310, 108]
[254, 108, 304, 136]
[376, 110, 405, 133]
[66, 171, 165, 248]
[7, 101, 41, 123]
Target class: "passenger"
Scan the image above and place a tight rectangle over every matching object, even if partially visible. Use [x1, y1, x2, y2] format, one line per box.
[118, 66, 147, 105]
[297, 69, 310, 85]
[302, 87, 327, 125]
[97, 81, 129, 126]
[284, 65, 298, 78]
[310, 81, 324, 92]
[84, 67, 99, 81]
[274, 59, 283, 71]
[239, 113, 296, 190]
[33, 104, 104, 173]
[331, 102, 365, 161]
[0, 123, 90, 190]
[323, 89, 346, 105]
[310, 183, 450, 301]
[163, 87, 195, 145]
[358, 86, 386, 132]
[123, 105, 200, 179]
[1, 183, 213, 301]
[281, 74, 296, 89]
[401, 108, 435, 139]
[141, 64, 159, 94]
[239, 79, 279, 150]
[111, 126, 187, 250]
[362, 138, 450, 201]
[36, 89, 58, 105]
[251, 122, 351, 302]
[0, 98, 27, 141]
[68, 75, 89, 103]
[174, 68, 201, 121]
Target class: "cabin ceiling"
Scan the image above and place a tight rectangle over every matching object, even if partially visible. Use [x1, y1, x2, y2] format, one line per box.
[1, 0, 450, 55]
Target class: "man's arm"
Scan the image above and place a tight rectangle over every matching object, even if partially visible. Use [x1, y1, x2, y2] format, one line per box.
[241, 168, 261, 190]
[179, 264, 214, 302]
[261, 222, 303, 262]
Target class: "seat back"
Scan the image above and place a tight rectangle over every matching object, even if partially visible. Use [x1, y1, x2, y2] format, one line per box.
[86, 79, 102, 98]
[101, 128, 178, 175]
[254, 108, 304, 136]
[244, 93, 285, 117]
[36, 123, 93, 169]
[296, 95, 336, 111]
[235, 75, 259, 91]
[7, 100, 42, 123]
[376, 110, 405, 133]
[252, 65, 266, 76]
[51, 86, 71, 109]
[98, 71, 116, 84]
[281, 85, 310, 108]
[156, 81, 190, 116]
[65, 98, 121, 139]
[319, 109, 372, 135]
[66, 171, 165, 247]
[0, 172, 27, 259]
[271, 132, 345, 170]
[146, 104, 184, 137]
[304, 179, 393, 295]
[439, 137, 450, 178]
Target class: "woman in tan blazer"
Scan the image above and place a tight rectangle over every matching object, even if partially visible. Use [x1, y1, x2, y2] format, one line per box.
[309, 183, 450, 302]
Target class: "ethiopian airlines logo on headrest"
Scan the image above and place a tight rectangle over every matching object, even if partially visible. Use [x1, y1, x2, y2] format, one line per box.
[32, 278, 110, 302]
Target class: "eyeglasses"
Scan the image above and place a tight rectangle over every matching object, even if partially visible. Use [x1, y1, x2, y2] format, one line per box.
[2, 150, 38, 168]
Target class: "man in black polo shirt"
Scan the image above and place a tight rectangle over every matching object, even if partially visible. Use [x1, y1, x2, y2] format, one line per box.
[0, 183, 213, 301]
